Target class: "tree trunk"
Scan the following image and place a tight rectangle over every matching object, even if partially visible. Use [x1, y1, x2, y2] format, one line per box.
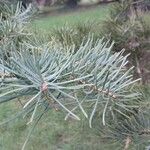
[36, 0, 46, 6]
[66, 0, 78, 8]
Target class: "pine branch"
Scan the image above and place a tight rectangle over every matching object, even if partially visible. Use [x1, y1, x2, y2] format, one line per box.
[0, 38, 140, 124]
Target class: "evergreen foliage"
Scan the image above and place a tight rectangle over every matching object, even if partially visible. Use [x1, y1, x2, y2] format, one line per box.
[51, 22, 100, 50]
[102, 0, 150, 83]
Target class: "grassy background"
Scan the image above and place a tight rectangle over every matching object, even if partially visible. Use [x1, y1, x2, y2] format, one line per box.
[0, 102, 117, 150]
[32, 5, 110, 31]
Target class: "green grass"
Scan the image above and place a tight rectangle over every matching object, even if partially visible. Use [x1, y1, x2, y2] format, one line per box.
[144, 13, 150, 24]
[0, 102, 118, 150]
[32, 5, 110, 32]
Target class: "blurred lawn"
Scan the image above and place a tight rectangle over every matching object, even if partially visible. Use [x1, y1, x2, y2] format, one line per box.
[0, 102, 118, 150]
[32, 5, 110, 32]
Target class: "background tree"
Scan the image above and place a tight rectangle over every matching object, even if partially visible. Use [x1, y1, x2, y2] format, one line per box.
[65, 0, 78, 8]
[101, 0, 150, 84]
